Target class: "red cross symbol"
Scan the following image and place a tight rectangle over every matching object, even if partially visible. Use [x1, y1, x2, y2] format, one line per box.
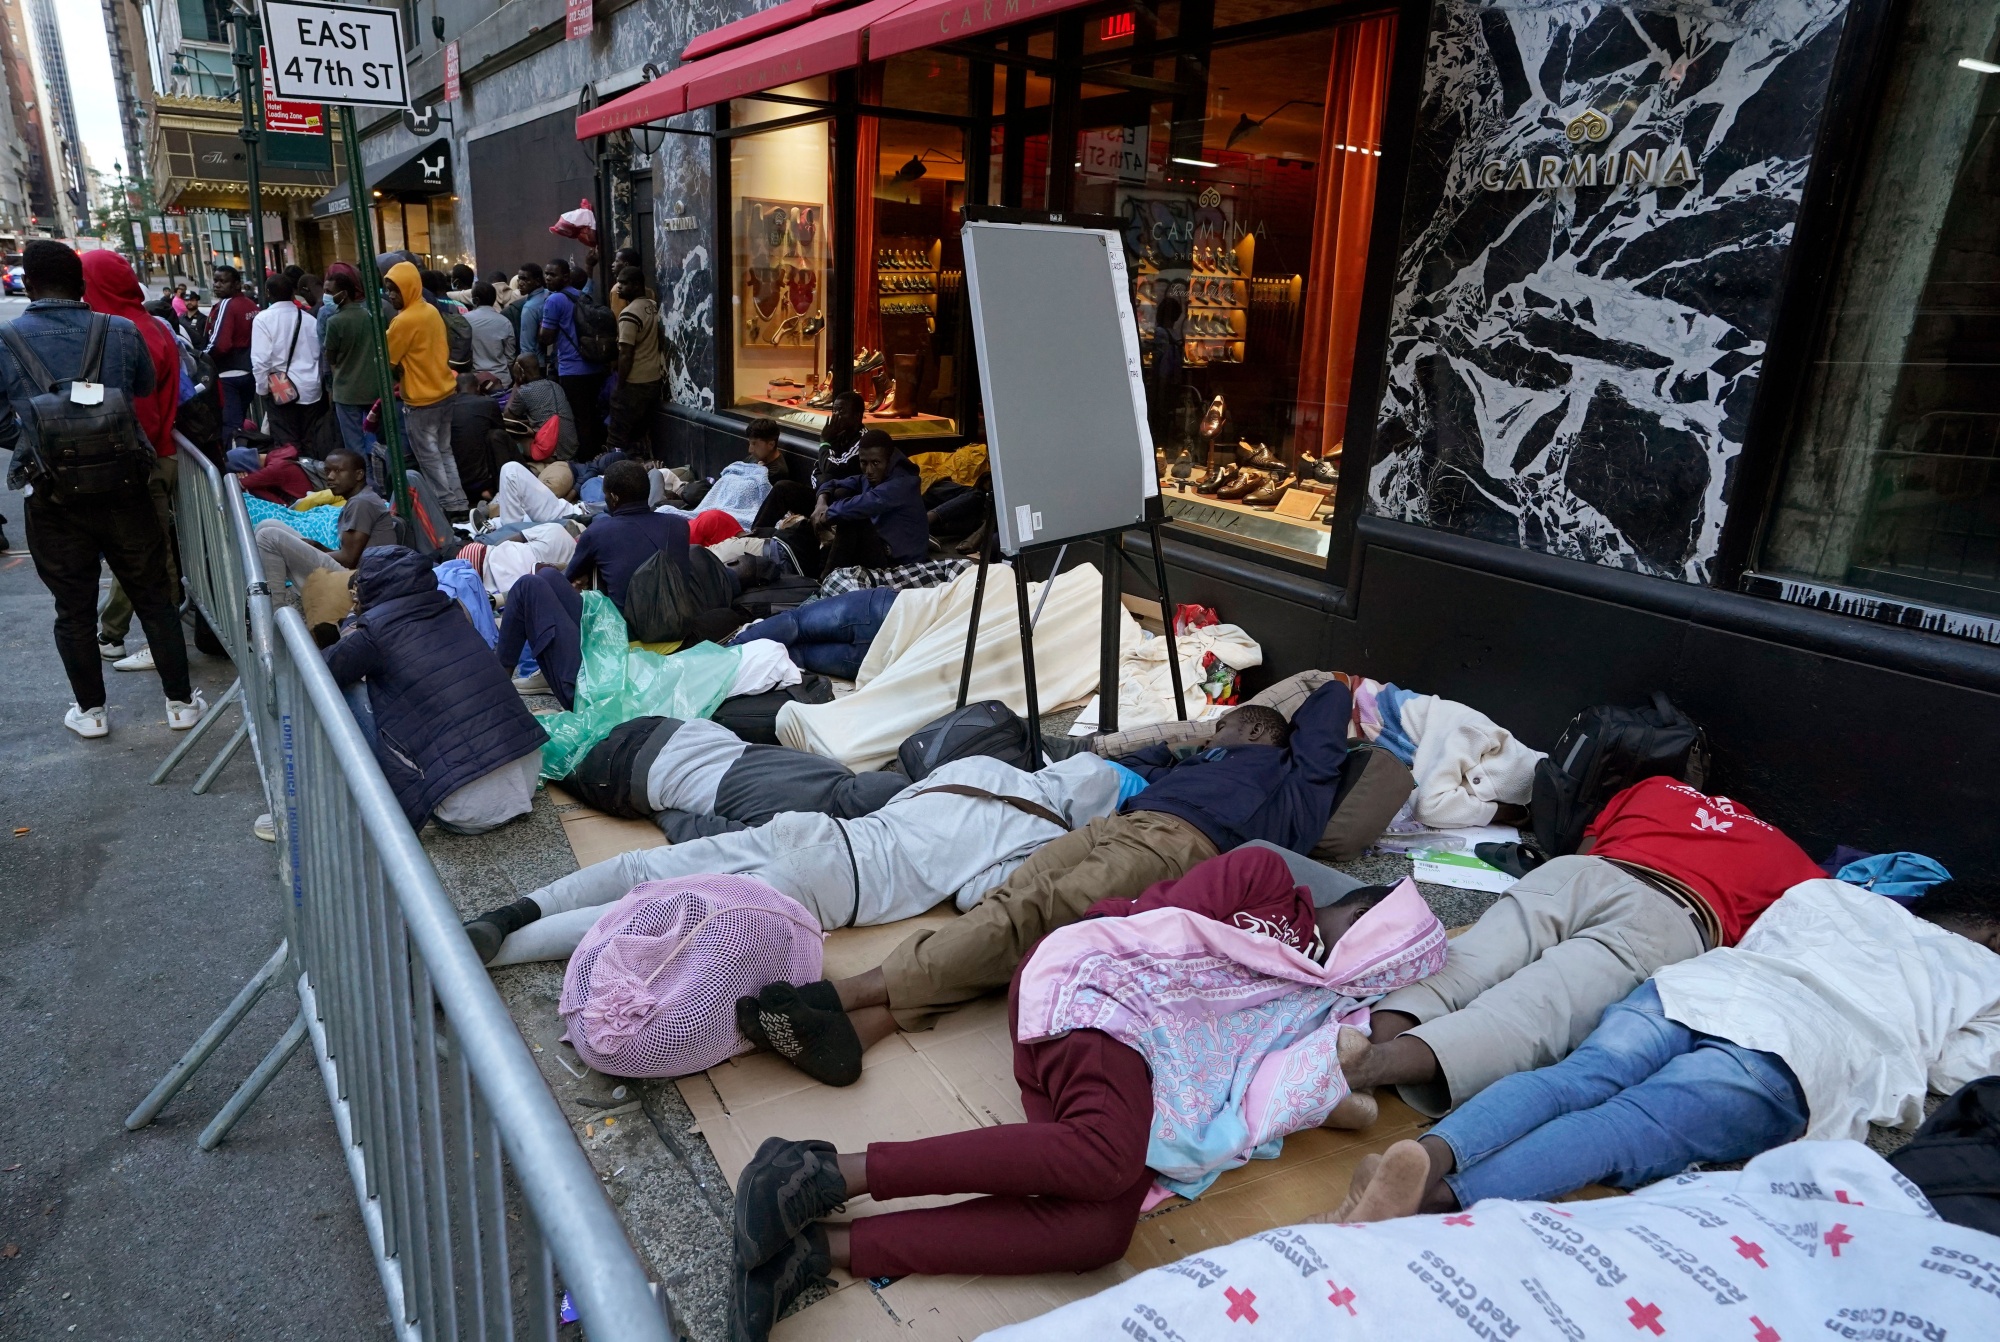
[1326, 1281, 1357, 1316]
[1224, 1286, 1259, 1324]
[1834, 1190, 1863, 1206]
[1751, 1318, 1781, 1342]
[1626, 1298, 1665, 1335]
[1823, 1223, 1853, 1257]
[1442, 1213, 1475, 1226]
[1732, 1236, 1767, 1267]
[1545, 1206, 1573, 1217]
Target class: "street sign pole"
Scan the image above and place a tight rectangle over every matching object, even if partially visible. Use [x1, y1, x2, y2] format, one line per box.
[338, 104, 413, 525]
[262, 0, 417, 526]
[231, 7, 269, 300]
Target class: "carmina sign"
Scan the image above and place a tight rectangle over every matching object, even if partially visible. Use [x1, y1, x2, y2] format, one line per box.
[1480, 108, 1697, 192]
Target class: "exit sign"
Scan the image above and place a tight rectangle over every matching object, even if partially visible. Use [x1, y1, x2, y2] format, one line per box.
[1101, 12, 1134, 40]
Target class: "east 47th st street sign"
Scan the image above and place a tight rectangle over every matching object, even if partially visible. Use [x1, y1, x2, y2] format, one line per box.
[261, 0, 409, 109]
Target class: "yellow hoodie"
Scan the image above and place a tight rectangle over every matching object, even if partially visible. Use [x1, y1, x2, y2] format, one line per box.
[384, 262, 454, 407]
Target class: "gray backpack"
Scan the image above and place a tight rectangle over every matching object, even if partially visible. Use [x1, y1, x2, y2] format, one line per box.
[0, 314, 152, 498]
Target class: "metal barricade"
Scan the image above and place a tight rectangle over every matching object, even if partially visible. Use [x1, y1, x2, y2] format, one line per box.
[151, 437, 268, 796]
[267, 604, 673, 1340]
[127, 470, 674, 1338]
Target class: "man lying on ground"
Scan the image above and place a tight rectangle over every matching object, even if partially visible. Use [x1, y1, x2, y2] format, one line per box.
[724, 844, 1447, 1342]
[461, 751, 1135, 1004]
[1339, 774, 1826, 1115]
[1339, 876, 2000, 1221]
[557, 712, 908, 841]
[324, 546, 549, 834]
[254, 448, 396, 610]
[746, 683, 1353, 1083]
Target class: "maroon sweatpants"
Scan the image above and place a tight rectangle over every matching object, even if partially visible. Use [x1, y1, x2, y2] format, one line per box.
[848, 992, 1154, 1279]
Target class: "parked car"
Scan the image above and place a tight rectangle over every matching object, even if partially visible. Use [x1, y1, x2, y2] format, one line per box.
[2, 265, 24, 295]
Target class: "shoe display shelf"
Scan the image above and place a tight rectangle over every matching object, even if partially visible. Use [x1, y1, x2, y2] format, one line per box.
[1131, 235, 1255, 369]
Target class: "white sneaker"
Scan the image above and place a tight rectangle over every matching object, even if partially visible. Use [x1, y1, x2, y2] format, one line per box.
[513, 670, 551, 696]
[98, 637, 127, 661]
[64, 704, 109, 738]
[253, 812, 277, 842]
[165, 691, 208, 730]
[113, 646, 157, 672]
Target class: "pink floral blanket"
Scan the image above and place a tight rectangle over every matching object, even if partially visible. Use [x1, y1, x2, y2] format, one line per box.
[1017, 878, 1446, 1198]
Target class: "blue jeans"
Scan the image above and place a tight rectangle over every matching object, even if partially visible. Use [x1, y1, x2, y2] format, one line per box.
[733, 586, 898, 680]
[1432, 982, 1808, 1206]
[334, 402, 378, 459]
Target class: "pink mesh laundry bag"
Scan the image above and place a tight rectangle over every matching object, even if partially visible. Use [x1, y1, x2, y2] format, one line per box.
[559, 875, 825, 1078]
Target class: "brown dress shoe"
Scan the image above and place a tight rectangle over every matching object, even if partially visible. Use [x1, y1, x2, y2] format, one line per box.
[1197, 464, 1240, 496]
[1246, 469, 1294, 508]
[1219, 469, 1266, 500]
[1239, 441, 1279, 469]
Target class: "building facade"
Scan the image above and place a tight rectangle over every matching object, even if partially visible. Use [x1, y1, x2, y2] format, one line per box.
[382, 0, 1998, 870]
[0, 0, 60, 240]
[24, 0, 84, 233]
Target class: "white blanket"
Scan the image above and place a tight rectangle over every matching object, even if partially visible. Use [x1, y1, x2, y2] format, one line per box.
[1657, 879, 2000, 1142]
[1402, 694, 1544, 828]
[777, 561, 1136, 770]
[988, 1140, 1990, 1342]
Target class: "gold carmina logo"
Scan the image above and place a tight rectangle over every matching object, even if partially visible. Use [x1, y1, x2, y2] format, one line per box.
[1480, 106, 1696, 192]
[1197, 186, 1222, 208]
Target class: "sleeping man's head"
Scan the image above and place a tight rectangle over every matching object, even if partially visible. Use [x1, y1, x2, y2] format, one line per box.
[1909, 880, 2000, 953]
[1210, 704, 1290, 751]
[1313, 881, 1396, 952]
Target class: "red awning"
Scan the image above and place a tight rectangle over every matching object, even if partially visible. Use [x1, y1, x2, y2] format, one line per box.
[681, 0, 847, 62]
[576, 0, 1103, 139]
[866, 0, 1098, 62]
[682, 0, 909, 109]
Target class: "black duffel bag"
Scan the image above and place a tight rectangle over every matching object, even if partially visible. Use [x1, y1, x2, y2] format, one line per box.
[897, 700, 1033, 781]
[1888, 1076, 2000, 1236]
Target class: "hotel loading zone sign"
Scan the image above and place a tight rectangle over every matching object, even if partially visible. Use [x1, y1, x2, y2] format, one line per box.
[1480, 108, 1696, 192]
[261, 0, 409, 110]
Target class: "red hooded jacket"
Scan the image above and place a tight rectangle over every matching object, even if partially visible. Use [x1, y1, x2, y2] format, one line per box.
[1085, 845, 1319, 956]
[81, 250, 180, 457]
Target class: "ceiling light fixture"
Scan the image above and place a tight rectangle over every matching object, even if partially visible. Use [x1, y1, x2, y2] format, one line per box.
[1960, 57, 2000, 74]
[1172, 156, 1218, 168]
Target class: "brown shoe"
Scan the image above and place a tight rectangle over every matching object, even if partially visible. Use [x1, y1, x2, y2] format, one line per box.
[1246, 470, 1293, 508]
[1239, 441, 1278, 469]
[1197, 463, 1240, 496]
[1219, 469, 1265, 500]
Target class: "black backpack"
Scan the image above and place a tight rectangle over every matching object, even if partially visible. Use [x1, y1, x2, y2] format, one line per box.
[0, 314, 152, 498]
[441, 306, 475, 371]
[897, 700, 1034, 781]
[393, 470, 461, 561]
[711, 675, 835, 744]
[1887, 1076, 2000, 1236]
[573, 295, 619, 365]
[1529, 691, 1707, 860]
[624, 544, 736, 644]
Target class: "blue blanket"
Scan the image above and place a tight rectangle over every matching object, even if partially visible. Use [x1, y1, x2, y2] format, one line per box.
[245, 496, 344, 549]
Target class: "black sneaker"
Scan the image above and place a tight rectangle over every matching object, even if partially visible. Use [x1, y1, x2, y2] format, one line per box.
[462, 897, 540, 966]
[729, 1224, 829, 1342]
[733, 1136, 847, 1270]
[750, 982, 863, 1087]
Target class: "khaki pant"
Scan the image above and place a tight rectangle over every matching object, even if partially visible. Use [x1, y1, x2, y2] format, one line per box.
[99, 453, 179, 642]
[881, 809, 1217, 1030]
[1376, 854, 1707, 1117]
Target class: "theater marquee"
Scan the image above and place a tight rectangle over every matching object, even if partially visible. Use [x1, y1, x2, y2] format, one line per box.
[1478, 109, 1697, 192]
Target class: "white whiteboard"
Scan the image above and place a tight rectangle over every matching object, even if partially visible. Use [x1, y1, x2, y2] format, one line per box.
[961, 221, 1156, 555]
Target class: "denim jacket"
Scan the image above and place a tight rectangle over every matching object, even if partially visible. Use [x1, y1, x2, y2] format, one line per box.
[1, 299, 158, 489]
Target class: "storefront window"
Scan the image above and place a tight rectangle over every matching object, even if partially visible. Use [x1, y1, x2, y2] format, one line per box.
[858, 114, 967, 438]
[1070, 16, 1395, 561]
[728, 113, 834, 427]
[1760, 1, 2000, 620]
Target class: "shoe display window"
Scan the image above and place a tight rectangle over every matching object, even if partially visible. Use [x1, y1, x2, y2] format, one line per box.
[856, 112, 967, 439]
[1069, 14, 1396, 561]
[729, 92, 834, 423]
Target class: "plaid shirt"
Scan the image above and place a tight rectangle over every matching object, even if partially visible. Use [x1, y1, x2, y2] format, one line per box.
[817, 556, 970, 599]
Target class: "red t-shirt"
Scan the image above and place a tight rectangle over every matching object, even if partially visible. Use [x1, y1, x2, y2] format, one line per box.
[1585, 777, 1821, 945]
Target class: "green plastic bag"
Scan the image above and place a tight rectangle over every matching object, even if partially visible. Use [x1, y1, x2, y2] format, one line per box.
[538, 592, 742, 779]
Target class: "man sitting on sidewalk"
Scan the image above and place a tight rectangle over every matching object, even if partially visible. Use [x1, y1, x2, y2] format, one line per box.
[253, 448, 396, 608]
[1339, 876, 2000, 1221]
[746, 681, 1354, 1083]
[1338, 774, 1825, 1116]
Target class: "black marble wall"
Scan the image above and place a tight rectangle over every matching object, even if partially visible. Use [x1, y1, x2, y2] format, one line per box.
[1366, 0, 1852, 582]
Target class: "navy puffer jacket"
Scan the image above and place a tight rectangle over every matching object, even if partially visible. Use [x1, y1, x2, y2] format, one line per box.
[325, 546, 549, 829]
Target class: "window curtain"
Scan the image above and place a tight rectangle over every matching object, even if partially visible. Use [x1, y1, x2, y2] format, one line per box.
[1293, 14, 1396, 463]
[855, 66, 884, 363]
